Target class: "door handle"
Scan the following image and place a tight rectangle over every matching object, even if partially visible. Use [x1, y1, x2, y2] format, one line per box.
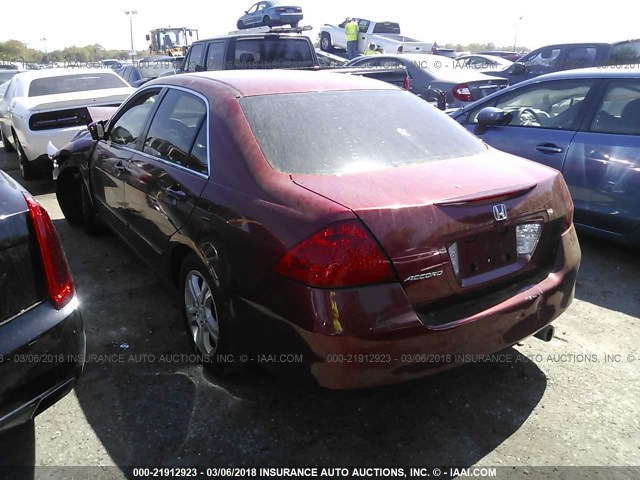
[165, 186, 187, 201]
[536, 143, 564, 154]
[114, 162, 127, 174]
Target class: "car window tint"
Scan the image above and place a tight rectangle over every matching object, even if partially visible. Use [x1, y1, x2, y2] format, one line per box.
[561, 47, 597, 70]
[240, 90, 486, 175]
[187, 122, 208, 174]
[186, 43, 205, 72]
[489, 81, 593, 130]
[233, 38, 315, 68]
[143, 89, 207, 172]
[372, 22, 400, 34]
[28, 73, 128, 97]
[590, 81, 640, 135]
[522, 48, 562, 75]
[109, 90, 159, 147]
[206, 42, 225, 70]
[608, 40, 640, 65]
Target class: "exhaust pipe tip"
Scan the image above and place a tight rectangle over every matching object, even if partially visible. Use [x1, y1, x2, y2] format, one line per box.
[534, 325, 555, 342]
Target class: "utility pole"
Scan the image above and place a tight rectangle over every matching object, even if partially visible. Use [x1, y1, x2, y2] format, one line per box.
[125, 10, 138, 60]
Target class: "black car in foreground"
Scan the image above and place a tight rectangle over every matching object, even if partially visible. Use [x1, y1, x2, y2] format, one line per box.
[0, 169, 84, 432]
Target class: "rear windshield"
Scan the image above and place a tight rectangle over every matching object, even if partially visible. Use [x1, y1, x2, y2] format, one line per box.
[240, 90, 486, 175]
[372, 22, 401, 34]
[233, 38, 315, 69]
[608, 40, 640, 65]
[28, 73, 128, 97]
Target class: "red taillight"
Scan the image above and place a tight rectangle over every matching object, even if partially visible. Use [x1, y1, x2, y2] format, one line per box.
[276, 7, 286, 12]
[403, 74, 411, 91]
[273, 220, 396, 288]
[452, 83, 473, 102]
[23, 193, 75, 310]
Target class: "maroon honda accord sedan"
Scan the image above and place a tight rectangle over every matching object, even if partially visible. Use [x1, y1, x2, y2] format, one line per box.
[53, 70, 581, 389]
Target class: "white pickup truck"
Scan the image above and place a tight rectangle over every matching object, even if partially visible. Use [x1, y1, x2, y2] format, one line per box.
[319, 19, 432, 55]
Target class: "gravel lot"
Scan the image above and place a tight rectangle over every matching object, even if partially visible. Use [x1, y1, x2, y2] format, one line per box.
[0, 142, 638, 479]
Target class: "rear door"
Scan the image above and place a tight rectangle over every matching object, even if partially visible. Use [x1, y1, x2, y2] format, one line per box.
[124, 87, 208, 264]
[563, 79, 640, 234]
[91, 88, 161, 229]
[461, 79, 597, 171]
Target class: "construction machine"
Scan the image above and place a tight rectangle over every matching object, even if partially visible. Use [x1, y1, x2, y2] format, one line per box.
[146, 27, 199, 56]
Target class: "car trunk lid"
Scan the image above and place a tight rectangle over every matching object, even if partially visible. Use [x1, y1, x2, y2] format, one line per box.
[291, 150, 570, 318]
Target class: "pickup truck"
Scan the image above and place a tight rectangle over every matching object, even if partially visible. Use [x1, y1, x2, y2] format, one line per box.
[176, 26, 409, 89]
[319, 19, 432, 55]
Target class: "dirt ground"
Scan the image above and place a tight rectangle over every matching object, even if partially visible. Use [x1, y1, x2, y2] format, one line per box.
[0, 144, 638, 479]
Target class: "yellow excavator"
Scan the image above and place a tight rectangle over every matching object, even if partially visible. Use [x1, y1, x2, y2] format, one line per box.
[145, 27, 199, 57]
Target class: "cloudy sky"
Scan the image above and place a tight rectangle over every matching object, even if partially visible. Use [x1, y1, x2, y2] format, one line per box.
[4, 1, 637, 52]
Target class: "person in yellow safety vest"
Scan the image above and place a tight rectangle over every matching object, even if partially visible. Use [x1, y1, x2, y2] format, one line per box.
[365, 43, 382, 55]
[344, 17, 359, 60]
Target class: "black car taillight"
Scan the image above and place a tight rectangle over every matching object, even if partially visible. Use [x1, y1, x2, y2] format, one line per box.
[23, 193, 75, 310]
[273, 220, 396, 288]
[452, 83, 473, 102]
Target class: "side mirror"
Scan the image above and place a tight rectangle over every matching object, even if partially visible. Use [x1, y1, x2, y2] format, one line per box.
[474, 107, 513, 135]
[88, 121, 106, 141]
[512, 62, 526, 75]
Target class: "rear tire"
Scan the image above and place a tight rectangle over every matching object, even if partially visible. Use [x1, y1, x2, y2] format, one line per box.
[179, 253, 240, 377]
[291, 21, 299, 28]
[320, 33, 333, 52]
[56, 171, 84, 226]
[15, 134, 36, 180]
[263, 16, 272, 27]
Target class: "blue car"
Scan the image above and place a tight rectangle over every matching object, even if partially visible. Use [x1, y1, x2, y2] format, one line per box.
[237, 1, 303, 29]
[451, 67, 640, 247]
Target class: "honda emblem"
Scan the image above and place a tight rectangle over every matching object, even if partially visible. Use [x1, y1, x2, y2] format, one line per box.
[493, 204, 508, 222]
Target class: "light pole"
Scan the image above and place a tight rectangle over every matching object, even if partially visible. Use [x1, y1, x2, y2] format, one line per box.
[40, 37, 48, 64]
[125, 10, 138, 59]
[513, 15, 523, 52]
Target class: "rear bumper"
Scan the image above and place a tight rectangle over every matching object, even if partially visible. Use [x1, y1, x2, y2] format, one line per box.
[0, 297, 85, 431]
[18, 126, 86, 162]
[271, 13, 303, 24]
[240, 225, 580, 389]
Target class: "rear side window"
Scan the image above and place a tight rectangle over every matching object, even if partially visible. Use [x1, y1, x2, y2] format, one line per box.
[143, 89, 208, 173]
[28, 73, 128, 97]
[206, 41, 226, 70]
[240, 90, 486, 175]
[372, 22, 401, 34]
[233, 38, 314, 68]
[608, 40, 640, 65]
[590, 81, 640, 135]
[561, 47, 597, 70]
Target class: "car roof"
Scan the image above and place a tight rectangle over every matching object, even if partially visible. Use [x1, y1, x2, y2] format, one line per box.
[517, 65, 640, 82]
[451, 65, 640, 117]
[11, 68, 120, 81]
[150, 69, 397, 97]
[194, 32, 307, 42]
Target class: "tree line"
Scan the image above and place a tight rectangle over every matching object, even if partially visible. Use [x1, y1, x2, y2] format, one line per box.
[0, 40, 130, 64]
